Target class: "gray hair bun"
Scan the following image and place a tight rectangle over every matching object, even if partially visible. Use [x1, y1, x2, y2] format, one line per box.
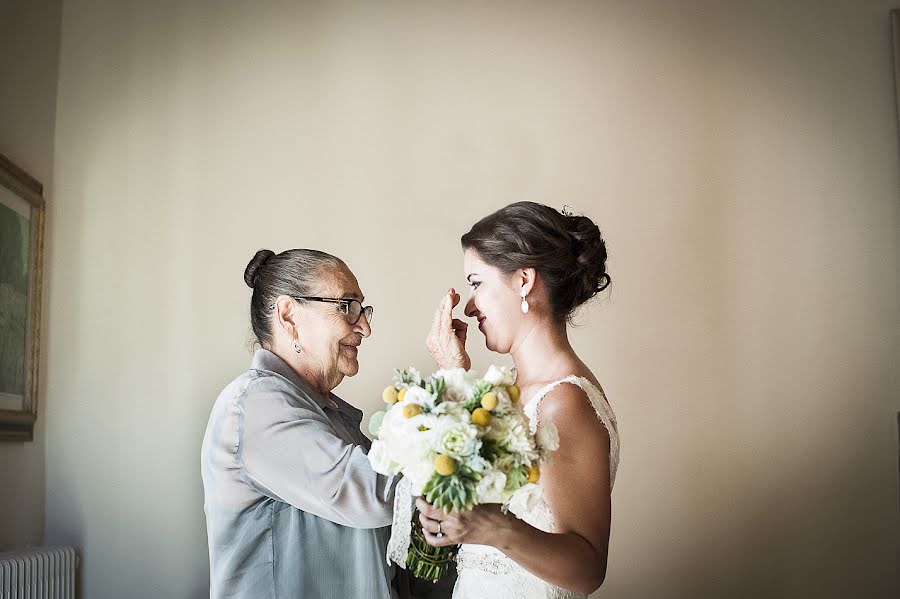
[244, 249, 276, 288]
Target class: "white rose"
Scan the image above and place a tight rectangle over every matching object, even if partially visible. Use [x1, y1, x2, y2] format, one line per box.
[483, 365, 516, 387]
[377, 405, 401, 443]
[476, 470, 508, 504]
[378, 408, 424, 465]
[536, 423, 560, 452]
[367, 440, 394, 475]
[403, 385, 433, 407]
[436, 367, 478, 402]
[405, 457, 437, 496]
[434, 367, 472, 388]
[506, 483, 543, 518]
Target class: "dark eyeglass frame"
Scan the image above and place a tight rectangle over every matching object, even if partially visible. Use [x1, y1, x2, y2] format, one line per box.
[291, 296, 374, 325]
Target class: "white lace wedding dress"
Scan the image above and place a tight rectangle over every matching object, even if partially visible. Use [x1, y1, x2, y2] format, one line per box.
[452, 375, 620, 599]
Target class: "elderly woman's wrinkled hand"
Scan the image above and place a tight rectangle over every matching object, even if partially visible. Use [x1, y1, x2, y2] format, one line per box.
[426, 288, 471, 371]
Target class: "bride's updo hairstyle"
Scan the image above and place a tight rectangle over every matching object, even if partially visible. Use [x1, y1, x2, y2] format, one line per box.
[461, 202, 610, 322]
[244, 248, 346, 347]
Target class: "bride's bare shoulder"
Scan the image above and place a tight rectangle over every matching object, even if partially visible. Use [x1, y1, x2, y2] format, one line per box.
[535, 379, 603, 425]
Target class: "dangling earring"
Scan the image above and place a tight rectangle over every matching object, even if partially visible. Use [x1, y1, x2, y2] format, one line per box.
[520, 291, 529, 314]
[293, 340, 301, 353]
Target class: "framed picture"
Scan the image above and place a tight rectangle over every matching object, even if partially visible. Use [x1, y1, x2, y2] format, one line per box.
[0, 153, 45, 441]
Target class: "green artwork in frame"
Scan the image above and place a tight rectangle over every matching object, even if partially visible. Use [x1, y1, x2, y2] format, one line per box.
[0, 154, 45, 441]
[0, 194, 30, 405]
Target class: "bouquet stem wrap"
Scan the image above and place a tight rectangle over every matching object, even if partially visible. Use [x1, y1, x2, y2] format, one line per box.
[386, 478, 414, 567]
[386, 479, 458, 582]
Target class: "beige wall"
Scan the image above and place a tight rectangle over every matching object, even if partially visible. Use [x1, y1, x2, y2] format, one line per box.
[0, 0, 62, 551]
[41, 1, 899, 597]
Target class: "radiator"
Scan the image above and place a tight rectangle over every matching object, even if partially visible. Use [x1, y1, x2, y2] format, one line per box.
[0, 546, 77, 599]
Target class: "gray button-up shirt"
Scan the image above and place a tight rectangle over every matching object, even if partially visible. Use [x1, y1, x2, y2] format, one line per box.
[201, 349, 402, 598]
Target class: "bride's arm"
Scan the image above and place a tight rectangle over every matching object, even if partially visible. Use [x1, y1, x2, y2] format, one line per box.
[418, 384, 612, 595]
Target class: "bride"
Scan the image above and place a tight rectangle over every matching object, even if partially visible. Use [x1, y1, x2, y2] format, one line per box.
[417, 201, 620, 598]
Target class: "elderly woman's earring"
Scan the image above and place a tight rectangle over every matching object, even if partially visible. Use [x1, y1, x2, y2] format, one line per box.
[520, 291, 529, 314]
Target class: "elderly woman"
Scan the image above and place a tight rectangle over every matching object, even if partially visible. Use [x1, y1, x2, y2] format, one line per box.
[201, 249, 403, 599]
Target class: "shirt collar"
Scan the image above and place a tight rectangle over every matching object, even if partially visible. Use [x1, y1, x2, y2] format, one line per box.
[250, 349, 363, 422]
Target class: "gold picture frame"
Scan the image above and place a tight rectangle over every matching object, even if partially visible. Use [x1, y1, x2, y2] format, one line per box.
[0, 153, 45, 441]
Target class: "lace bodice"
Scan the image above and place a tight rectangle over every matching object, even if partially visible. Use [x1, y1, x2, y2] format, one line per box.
[453, 375, 620, 599]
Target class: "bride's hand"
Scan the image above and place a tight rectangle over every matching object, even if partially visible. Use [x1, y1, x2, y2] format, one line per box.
[416, 498, 515, 548]
[426, 288, 471, 371]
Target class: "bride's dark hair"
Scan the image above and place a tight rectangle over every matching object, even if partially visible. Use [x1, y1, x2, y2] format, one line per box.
[460, 201, 610, 322]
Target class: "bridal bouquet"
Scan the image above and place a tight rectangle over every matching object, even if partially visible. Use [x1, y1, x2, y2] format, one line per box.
[367, 365, 559, 582]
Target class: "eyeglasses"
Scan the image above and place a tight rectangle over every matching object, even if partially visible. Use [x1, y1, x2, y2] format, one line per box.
[291, 296, 374, 325]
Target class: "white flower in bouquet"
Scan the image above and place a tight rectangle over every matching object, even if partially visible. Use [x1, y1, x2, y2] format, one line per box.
[368, 440, 394, 475]
[482, 364, 516, 387]
[375, 412, 432, 472]
[404, 456, 439, 495]
[435, 367, 479, 402]
[433, 419, 480, 461]
[488, 414, 535, 457]
[401, 385, 434, 409]
[507, 482, 543, 518]
[463, 454, 489, 473]
[475, 470, 508, 504]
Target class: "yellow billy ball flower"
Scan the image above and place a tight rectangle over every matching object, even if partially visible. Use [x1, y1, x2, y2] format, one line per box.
[471, 408, 492, 426]
[480, 392, 499, 411]
[383, 386, 399, 404]
[506, 384, 521, 403]
[434, 454, 457, 476]
[403, 404, 423, 418]
[435, 454, 457, 476]
[398, 388, 408, 402]
[527, 466, 540, 483]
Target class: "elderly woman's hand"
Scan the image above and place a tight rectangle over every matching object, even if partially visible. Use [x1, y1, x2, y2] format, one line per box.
[416, 497, 515, 548]
[426, 289, 471, 371]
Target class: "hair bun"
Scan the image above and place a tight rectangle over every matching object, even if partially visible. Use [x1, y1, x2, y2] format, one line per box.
[244, 249, 276, 288]
[565, 214, 610, 303]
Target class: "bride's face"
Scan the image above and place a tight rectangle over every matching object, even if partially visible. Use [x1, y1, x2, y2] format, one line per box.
[462, 249, 522, 354]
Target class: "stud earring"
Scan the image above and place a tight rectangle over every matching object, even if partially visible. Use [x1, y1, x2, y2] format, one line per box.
[520, 291, 529, 314]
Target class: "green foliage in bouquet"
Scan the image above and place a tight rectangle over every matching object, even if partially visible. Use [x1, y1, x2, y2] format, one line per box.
[425, 376, 446, 401]
[422, 466, 481, 513]
[504, 466, 528, 493]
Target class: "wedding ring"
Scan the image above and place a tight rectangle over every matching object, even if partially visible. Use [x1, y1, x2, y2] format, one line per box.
[436, 521, 443, 538]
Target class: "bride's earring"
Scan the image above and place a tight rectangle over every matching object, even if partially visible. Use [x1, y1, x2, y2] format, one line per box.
[520, 291, 529, 314]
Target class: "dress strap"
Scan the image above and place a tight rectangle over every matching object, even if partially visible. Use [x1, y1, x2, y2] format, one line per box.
[523, 375, 620, 490]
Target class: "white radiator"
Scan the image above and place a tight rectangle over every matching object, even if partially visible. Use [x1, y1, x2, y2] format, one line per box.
[0, 546, 77, 599]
